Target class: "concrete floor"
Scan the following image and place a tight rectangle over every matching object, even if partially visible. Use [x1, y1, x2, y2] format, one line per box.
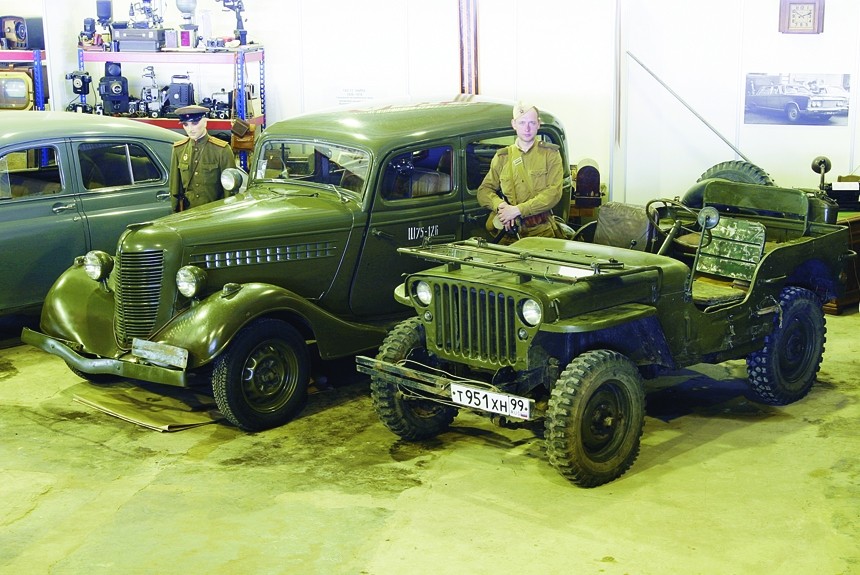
[0, 310, 857, 575]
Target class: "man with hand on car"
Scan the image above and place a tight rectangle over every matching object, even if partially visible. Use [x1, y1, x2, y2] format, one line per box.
[478, 101, 564, 244]
[170, 104, 236, 212]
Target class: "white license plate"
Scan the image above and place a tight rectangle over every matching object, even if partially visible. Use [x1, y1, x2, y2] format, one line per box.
[449, 383, 532, 420]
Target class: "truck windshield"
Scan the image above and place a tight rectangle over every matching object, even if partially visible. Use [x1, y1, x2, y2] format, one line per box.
[254, 140, 371, 198]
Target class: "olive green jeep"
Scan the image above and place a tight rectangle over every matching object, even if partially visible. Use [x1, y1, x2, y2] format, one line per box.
[21, 97, 572, 431]
[357, 163, 854, 487]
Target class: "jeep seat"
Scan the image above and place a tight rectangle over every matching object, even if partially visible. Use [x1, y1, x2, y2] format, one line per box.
[691, 216, 767, 309]
[589, 202, 656, 252]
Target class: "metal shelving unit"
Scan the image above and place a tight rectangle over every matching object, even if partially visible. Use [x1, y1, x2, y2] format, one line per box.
[77, 47, 266, 132]
[0, 49, 47, 110]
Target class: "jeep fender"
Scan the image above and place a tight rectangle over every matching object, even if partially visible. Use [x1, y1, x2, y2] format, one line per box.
[156, 283, 389, 367]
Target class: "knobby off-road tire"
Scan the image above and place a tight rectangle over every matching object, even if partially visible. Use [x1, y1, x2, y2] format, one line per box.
[746, 287, 826, 405]
[545, 350, 646, 488]
[212, 318, 310, 431]
[370, 317, 457, 440]
[698, 161, 774, 186]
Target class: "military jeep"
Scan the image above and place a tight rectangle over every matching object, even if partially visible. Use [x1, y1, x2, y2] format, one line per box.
[357, 169, 853, 487]
[21, 97, 572, 432]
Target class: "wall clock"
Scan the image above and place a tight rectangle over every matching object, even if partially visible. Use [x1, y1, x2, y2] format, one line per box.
[779, 0, 825, 34]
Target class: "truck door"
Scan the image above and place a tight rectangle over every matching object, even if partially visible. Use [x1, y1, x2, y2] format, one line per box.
[349, 144, 462, 317]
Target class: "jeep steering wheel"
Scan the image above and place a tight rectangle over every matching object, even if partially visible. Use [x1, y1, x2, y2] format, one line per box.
[645, 198, 701, 255]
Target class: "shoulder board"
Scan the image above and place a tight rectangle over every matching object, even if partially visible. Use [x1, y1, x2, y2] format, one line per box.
[173, 137, 190, 147]
[538, 141, 560, 151]
[209, 136, 229, 148]
[496, 147, 510, 156]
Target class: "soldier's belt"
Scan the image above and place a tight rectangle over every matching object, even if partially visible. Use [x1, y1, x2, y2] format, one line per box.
[521, 211, 551, 228]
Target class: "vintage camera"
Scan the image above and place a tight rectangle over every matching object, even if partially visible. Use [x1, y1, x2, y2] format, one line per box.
[65, 70, 92, 95]
[162, 74, 195, 115]
[97, 61, 130, 114]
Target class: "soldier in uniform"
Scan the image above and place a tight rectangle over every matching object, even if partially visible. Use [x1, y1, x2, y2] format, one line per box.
[169, 104, 236, 212]
[477, 101, 564, 243]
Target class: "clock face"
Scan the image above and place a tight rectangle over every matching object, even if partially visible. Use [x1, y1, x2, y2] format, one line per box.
[789, 3, 815, 30]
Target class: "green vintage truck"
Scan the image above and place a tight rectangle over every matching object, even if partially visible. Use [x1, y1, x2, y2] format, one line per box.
[21, 96, 572, 431]
[357, 170, 853, 487]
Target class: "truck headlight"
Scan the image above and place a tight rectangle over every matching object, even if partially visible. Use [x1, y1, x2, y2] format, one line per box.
[221, 167, 248, 194]
[520, 299, 542, 326]
[176, 266, 207, 298]
[82, 250, 113, 281]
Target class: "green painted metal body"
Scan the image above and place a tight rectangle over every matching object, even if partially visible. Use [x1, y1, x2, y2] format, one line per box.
[23, 96, 573, 388]
[359, 182, 851, 398]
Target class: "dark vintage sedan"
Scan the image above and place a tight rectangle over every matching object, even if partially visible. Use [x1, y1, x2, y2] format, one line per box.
[0, 111, 184, 316]
[746, 84, 849, 122]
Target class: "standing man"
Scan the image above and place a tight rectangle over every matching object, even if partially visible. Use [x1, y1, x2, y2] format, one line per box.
[477, 101, 564, 243]
[170, 104, 236, 212]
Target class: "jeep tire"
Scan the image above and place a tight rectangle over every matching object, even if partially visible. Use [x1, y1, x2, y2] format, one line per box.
[698, 161, 774, 186]
[545, 350, 645, 487]
[212, 318, 310, 431]
[746, 287, 825, 405]
[370, 317, 457, 440]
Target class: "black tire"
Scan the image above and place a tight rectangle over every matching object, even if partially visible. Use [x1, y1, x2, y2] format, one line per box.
[370, 317, 457, 440]
[785, 104, 801, 123]
[212, 318, 310, 431]
[698, 161, 774, 186]
[746, 287, 825, 405]
[545, 350, 645, 487]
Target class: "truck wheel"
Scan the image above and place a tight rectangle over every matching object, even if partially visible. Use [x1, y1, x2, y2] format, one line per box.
[212, 318, 310, 431]
[545, 350, 645, 487]
[746, 287, 825, 405]
[370, 317, 457, 440]
[698, 161, 774, 186]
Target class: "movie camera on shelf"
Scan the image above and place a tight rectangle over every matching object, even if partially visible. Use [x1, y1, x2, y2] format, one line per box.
[97, 61, 131, 115]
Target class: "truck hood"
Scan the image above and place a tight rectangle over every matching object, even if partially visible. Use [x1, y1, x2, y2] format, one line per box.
[149, 186, 357, 243]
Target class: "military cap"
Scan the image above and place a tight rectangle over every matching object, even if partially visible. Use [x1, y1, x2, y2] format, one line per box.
[513, 101, 539, 120]
[176, 105, 209, 122]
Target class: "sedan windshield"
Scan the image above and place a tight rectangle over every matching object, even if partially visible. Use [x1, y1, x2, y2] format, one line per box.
[254, 140, 371, 199]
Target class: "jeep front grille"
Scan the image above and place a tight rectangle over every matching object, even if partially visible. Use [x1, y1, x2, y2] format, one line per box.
[431, 282, 518, 366]
[114, 250, 165, 347]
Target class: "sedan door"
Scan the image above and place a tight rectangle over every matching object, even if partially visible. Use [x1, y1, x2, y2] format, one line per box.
[0, 142, 88, 314]
[73, 140, 174, 252]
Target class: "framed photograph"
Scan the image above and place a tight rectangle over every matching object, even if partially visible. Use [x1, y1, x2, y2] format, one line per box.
[779, 0, 825, 34]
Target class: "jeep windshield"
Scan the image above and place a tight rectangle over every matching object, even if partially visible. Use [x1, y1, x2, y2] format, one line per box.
[253, 140, 371, 199]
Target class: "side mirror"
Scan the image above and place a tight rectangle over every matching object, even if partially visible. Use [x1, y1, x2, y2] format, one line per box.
[697, 206, 720, 230]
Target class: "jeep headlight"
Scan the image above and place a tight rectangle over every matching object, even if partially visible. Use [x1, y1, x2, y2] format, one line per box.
[176, 266, 207, 298]
[413, 280, 433, 306]
[82, 250, 113, 281]
[520, 298, 542, 326]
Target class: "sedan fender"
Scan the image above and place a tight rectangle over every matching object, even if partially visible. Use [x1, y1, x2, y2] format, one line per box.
[156, 282, 390, 367]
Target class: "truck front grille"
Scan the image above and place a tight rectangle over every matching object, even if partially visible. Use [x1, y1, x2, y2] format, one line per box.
[431, 282, 518, 366]
[114, 250, 165, 347]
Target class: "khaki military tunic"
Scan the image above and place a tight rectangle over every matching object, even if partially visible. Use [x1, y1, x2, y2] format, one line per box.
[170, 135, 236, 211]
[477, 141, 563, 240]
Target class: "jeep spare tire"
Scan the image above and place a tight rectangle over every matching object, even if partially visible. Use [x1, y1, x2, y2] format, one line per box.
[683, 161, 775, 208]
[698, 160, 774, 186]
